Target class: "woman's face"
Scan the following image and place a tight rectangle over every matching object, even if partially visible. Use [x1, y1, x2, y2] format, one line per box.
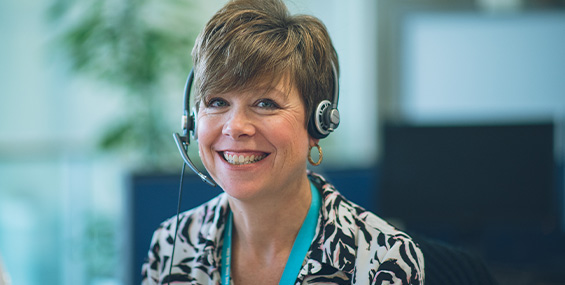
[197, 78, 314, 201]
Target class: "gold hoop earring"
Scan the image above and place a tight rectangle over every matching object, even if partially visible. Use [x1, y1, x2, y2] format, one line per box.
[308, 144, 323, 166]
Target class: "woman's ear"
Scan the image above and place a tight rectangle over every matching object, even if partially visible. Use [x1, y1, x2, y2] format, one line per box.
[309, 137, 320, 147]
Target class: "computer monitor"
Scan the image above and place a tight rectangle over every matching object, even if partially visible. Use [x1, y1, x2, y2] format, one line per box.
[379, 122, 557, 237]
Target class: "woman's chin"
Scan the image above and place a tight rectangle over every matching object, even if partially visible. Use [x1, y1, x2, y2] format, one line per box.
[221, 181, 270, 202]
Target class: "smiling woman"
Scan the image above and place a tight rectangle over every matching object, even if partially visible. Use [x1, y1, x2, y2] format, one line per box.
[141, 0, 425, 284]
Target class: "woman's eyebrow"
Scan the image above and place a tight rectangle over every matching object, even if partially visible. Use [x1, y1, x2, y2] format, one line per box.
[257, 83, 293, 99]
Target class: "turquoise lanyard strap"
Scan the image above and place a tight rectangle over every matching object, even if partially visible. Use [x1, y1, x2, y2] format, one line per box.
[221, 182, 321, 285]
[221, 211, 233, 285]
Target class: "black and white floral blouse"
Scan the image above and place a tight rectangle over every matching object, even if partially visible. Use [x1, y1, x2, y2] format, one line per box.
[142, 172, 425, 284]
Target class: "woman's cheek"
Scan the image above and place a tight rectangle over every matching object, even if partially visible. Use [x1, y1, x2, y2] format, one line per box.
[196, 116, 215, 158]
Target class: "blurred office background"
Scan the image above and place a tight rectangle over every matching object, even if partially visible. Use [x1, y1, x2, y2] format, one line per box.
[1, 0, 564, 284]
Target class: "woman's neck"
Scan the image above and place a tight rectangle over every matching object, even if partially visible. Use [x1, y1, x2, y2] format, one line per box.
[227, 174, 312, 259]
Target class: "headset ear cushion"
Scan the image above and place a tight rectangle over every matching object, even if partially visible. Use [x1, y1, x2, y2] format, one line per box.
[191, 107, 198, 140]
[308, 100, 332, 139]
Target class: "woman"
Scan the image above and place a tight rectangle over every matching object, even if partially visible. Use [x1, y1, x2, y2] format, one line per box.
[142, 0, 424, 284]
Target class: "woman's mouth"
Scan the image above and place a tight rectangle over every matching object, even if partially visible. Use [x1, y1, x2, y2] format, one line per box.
[222, 151, 269, 165]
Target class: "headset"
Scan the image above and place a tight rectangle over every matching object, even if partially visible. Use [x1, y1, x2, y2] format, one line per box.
[309, 63, 341, 139]
[172, 63, 340, 186]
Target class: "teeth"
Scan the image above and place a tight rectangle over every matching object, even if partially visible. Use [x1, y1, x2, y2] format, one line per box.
[223, 152, 266, 165]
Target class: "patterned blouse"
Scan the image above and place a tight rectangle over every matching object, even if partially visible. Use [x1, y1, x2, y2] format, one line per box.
[142, 172, 425, 284]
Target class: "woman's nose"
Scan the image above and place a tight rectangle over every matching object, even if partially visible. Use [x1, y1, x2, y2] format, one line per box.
[222, 108, 256, 139]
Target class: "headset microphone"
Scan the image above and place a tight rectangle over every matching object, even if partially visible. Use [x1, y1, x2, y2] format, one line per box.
[173, 133, 216, 186]
[173, 69, 216, 187]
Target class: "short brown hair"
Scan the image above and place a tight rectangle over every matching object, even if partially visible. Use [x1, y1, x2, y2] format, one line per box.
[191, 0, 339, 125]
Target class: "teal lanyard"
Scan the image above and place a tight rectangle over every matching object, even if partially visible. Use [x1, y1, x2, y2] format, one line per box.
[221, 182, 321, 285]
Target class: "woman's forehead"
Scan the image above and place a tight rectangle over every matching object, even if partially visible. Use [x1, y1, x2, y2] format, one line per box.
[204, 72, 297, 99]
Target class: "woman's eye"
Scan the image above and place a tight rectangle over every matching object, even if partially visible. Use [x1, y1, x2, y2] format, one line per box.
[206, 97, 228, 108]
[256, 99, 279, 109]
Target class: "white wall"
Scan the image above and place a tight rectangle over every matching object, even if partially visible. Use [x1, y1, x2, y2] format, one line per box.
[401, 11, 565, 124]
